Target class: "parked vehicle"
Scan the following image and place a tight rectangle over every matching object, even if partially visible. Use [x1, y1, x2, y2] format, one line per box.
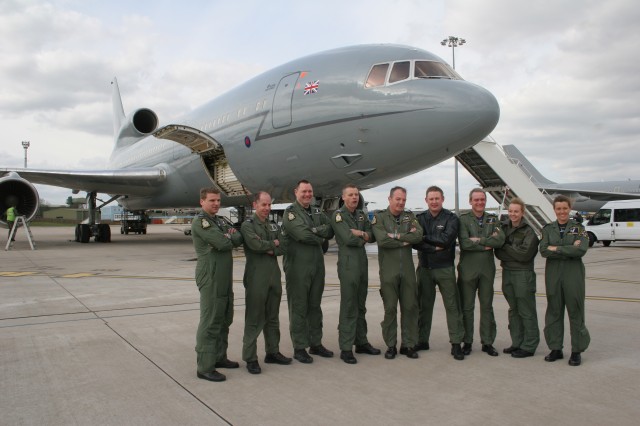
[585, 200, 640, 246]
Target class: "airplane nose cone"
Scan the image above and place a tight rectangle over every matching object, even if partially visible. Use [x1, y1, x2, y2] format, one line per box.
[443, 81, 500, 149]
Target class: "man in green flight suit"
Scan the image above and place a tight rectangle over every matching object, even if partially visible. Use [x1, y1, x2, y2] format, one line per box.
[331, 184, 381, 364]
[282, 180, 335, 364]
[372, 186, 423, 360]
[540, 195, 590, 366]
[240, 191, 292, 375]
[494, 197, 540, 358]
[457, 188, 505, 357]
[5, 204, 17, 241]
[191, 187, 243, 382]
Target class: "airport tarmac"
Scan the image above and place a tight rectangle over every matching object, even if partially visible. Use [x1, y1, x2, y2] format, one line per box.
[1, 225, 639, 425]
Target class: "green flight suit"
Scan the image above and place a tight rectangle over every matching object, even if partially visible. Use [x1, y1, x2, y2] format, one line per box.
[331, 207, 375, 351]
[457, 212, 505, 345]
[540, 219, 591, 353]
[240, 215, 285, 362]
[282, 201, 334, 350]
[371, 209, 423, 348]
[495, 220, 540, 353]
[191, 213, 243, 373]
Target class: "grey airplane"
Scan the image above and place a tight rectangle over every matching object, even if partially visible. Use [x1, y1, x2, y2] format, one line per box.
[504, 144, 640, 212]
[1, 44, 499, 241]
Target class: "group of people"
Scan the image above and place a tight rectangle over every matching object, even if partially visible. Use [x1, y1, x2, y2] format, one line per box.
[191, 182, 590, 382]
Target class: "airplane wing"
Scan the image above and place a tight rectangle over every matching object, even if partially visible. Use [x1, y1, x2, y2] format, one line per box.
[539, 185, 640, 201]
[0, 167, 166, 196]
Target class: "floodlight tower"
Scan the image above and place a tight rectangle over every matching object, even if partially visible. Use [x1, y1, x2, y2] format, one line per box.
[441, 36, 465, 214]
[21, 140, 30, 168]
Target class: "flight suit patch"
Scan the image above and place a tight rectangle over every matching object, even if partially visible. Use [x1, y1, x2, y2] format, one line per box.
[486, 217, 497, 224]
[335, 212, 343, 223]
[288, 212, 295, 220]
[372, 216, 377, 225]
[201, 219, 211, 229]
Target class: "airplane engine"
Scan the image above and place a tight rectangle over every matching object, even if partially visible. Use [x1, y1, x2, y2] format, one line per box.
[130, 108, 158, 134]
[117, 108, 159, 142]
[0, 172, 40, 226]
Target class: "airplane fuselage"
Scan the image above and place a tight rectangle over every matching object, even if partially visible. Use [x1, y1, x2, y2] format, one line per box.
[109, 44, 499, 209]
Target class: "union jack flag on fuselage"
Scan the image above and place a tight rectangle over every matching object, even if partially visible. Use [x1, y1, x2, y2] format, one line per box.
[304, 80, 319, 95]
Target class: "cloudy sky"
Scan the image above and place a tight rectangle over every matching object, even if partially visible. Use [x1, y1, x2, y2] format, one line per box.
[1, 0, 638, 211]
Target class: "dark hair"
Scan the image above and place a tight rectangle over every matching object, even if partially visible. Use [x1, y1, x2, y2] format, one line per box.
[426, 185, 444, 197]
[200, 187, 221, 199]
[389, 186, 407, 197]
[553, 194, 573, 208]
[342, 183, 359, 194]
[296, 179, 311, 189]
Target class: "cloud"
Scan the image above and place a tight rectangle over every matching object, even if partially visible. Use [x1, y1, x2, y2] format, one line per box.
[0, 0, 638, 210]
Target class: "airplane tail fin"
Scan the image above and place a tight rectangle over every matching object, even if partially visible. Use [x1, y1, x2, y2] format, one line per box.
[111, 77, 126, 140]
[503, 144, 556, 185]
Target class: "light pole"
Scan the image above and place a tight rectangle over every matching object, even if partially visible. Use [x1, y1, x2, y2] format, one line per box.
[21, 141, 30, 168]
[441, 36, 465, 215]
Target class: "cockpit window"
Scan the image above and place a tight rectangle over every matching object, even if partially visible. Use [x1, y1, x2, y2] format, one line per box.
[389, 61, 410, 83]
[365, 63, 389, 88]
[415, 61, 460, 79]
[365, 59, 462, 89]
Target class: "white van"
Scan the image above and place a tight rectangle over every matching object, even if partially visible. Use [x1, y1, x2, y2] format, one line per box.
[585, 200, 640, 247]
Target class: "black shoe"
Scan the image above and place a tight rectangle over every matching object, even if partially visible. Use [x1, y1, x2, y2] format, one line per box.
[309, 344, 334, 358]
[294, 349, 313, 364]
[401, 347, 418, 359]
[384, 346, 397, 359]
[511, 349, 534, 358]
[451, 343, 464, 360]
[544, 350, 564, 362]
[197, 370, 226, 382]
[568, 352, 582, 366]
[264, 352, 292, 365]
[462, 343, 472, 355]
[246, 361, 261, 374]
[355, 343, 381, 355]
[215, 358, 240, 369]
[340, 350, 357, 364]
[503, 346, 519, 354]
[414, 341, 430, 351]
[482, 344, 499, 356]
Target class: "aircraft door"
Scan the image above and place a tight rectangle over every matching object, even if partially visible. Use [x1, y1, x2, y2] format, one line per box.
[272, 73, 299, 128]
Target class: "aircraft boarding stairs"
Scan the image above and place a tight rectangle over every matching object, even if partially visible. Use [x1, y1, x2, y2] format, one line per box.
[455, 138, 555, 235]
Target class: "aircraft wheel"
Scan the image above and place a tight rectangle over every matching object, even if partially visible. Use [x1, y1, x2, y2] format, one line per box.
[602, 240, 611, 247]
[587, 232, 596, 247]
[120, 226, 124, 234]
[74, 224, 81, 242]
[142, 229, 147, 235]
[125, 229, 129, 235]
[103, 225, 111, 242]
[97, 224, 111, 243]
[79, 224, 91, 243]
